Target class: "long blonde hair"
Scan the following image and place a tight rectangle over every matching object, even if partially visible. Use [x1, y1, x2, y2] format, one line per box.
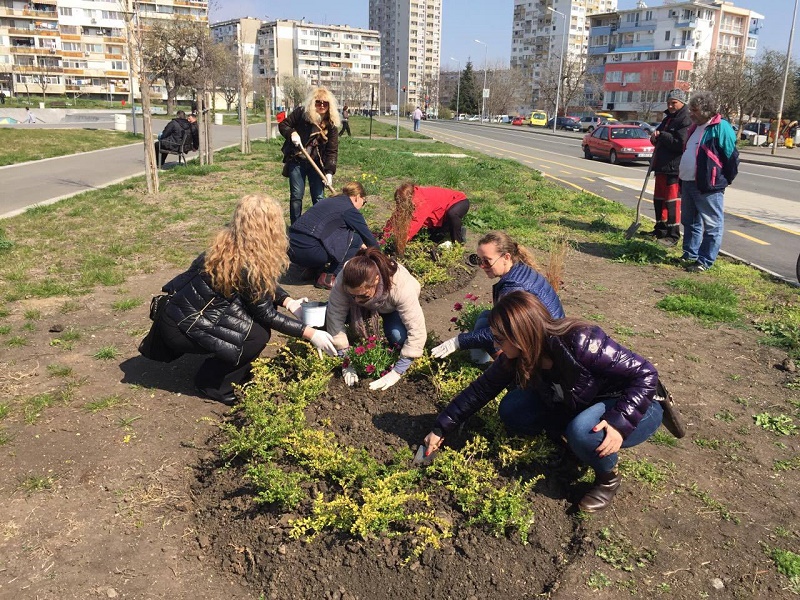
[303, 86, 342, 129]
[204, 194, 289, 299]
[385, 182, 416, 255]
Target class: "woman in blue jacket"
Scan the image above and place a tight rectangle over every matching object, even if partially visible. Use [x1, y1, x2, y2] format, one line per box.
[424, 291, 665, 512]
[431, 231, 564, 361]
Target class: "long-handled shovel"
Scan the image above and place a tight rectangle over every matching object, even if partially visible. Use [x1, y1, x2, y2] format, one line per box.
[298, 145, 337, 195]
[624, 156, 655, 239]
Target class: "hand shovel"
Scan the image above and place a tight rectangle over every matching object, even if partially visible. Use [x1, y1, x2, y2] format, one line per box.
[298, 145, 337, 195]
[624, 156, 655, 240]
[412, 444, 438, 467]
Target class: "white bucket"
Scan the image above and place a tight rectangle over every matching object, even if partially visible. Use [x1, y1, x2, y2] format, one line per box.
[214, 112, 223, 125]
[114, 113, 127, 131]
[302, 301, 327, 328]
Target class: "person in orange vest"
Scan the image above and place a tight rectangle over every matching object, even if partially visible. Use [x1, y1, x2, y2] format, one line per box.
[382, 182, 470, 254]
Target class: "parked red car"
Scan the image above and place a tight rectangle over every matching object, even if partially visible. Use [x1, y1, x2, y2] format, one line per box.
[582, 125, 655, 164]
[511, 116, 525, 126]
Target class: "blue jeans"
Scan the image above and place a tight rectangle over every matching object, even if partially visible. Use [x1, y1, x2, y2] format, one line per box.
[382, 310, 408, 348]
[288, 161, 324, 224]
[413, 119, 421, 132]
[680, 179, 724, 269]
[498, 388, 663, 473]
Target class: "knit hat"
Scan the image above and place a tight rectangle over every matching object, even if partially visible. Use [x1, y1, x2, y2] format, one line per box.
[667, 89, 687, 104]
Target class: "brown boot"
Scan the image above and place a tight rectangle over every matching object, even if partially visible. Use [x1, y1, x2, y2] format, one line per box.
[578, 469, 622, 512]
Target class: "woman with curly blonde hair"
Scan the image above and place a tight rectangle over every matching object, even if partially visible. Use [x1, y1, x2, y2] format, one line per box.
[148, 194, 337, 404]
[279, 87, 342, 223]
[382, 182, 469, 254]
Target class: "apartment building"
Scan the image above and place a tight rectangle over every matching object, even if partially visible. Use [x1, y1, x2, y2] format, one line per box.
[0, 0, 208, 99]
[511, 0, 618, 112]
[254, 19, 382, 112]
[209, 17, 261, 107]
[588, 0, 764, 117]
[369, 0, 441, 115]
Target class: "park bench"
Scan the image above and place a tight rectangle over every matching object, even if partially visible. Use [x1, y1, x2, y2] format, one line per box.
[49, 102, 68, 108]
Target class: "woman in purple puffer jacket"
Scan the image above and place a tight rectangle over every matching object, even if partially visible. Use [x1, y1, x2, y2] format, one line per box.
[423, 291, 664, 513]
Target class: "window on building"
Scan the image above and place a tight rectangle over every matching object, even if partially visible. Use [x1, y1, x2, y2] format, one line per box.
[651, 70, 659, 82]
[623, 72, 640, 83]
[59, 7, 72, 16]
[605, 70, 622, 82]
[677, 69, 690, 81]
[664, 30, 671, 41]
[663, 70, 674, 81]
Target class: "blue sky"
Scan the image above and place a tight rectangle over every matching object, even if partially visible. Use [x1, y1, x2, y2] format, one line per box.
[211, 1, 797, 66]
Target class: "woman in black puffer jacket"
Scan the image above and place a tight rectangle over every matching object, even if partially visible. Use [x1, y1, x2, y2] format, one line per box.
[153, 194, 337, 403]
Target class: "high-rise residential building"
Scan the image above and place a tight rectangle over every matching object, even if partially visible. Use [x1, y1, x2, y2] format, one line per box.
[0, 0, 208, 100]
[369, 0, 442, 115]
[587, 0, 764, 117]
[210, 17, 262, 108]
[253, 19, 381, 112]
[511, 0, 617, 112]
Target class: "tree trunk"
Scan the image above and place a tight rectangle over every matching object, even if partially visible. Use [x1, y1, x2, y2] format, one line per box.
[139, 78, 159, 194]
[265, 80, 273, 141]
[240, 83, 250, 154]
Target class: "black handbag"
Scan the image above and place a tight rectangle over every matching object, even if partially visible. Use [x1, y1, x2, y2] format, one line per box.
[138, 293, 180, 362]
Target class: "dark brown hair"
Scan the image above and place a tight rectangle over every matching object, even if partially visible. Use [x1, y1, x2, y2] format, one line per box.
[489, 291, 588, 388]
[341, 181, 366, 199]
[342, 247, 398, 292]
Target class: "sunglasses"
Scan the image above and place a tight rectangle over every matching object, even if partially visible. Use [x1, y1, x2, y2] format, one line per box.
[314, 100, 329, 107]
[478, 254, 504, 268]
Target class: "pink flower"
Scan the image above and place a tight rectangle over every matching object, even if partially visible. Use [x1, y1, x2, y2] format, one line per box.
[450, 316, 458, 322]
[366, 364, 376, 374]
[465, 293, 476, 300]
[354, 346, 366, 355]
[380, 369, 390, 377]
[342, 358, 350, 368]
[368, 335, 377, 342]
[366, 342, 376, 350]
[453, 302, 463, 311]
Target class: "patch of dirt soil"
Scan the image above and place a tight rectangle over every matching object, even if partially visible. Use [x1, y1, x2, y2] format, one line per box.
[0, 244, 798, 599]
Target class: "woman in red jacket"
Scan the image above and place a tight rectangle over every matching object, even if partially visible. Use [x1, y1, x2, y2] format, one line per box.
[383, 182, 470, 253]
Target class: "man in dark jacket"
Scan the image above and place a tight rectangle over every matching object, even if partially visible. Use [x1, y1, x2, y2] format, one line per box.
[155, 111, 199, 167]
[648, 89, 692, 246]
[288, 181, 378, 290]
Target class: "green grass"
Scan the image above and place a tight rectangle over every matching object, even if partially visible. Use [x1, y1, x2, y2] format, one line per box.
[0, 403, 9, 420]
[656, 278, 741, 323]
[93, 345, 120, 360]
[47, 363, 73, 377]
[18, 473, 57, 493]
[111, 298, 142, 312]
[0, 129, 142, 166]
[23, 392, 55, 424]
[84, 394, 124, 413]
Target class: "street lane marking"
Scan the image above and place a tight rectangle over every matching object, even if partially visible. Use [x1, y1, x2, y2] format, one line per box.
[728, 230, 771, 245]
[606, 185, 623, 191]
[728, 211, 800, 236]
[560, 170, 572, 175]
[543, 174, 599, 195]
[581, 177, 594, 182]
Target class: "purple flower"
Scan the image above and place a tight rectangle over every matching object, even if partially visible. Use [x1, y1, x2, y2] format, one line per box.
[354, 346, 366, 355]
[366, 364, 376, 374]
[453, 302, 463, 311]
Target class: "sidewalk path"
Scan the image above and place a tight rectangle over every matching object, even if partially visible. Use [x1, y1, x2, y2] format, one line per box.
[0, 119, 270, 218]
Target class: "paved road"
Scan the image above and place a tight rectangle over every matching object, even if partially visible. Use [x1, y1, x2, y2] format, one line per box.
[0, 119, 270, 218]
[415, 120, 800, 282]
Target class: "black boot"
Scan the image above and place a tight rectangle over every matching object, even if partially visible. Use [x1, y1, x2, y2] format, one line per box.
[578, 469, 621, 512]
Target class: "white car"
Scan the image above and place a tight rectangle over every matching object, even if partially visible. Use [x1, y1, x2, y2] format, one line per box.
[467, 115, 480, 121]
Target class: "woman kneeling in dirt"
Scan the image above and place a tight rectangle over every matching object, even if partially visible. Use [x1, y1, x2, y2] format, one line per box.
[146, 194, 337, 404]
[325, 247, 426, 391]
[424, 291, 664, 512]
[431, 231, 564, 363]
[382, 182, 470, 253]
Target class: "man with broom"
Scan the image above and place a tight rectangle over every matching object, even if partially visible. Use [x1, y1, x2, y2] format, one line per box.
[647, 89, 692, 247]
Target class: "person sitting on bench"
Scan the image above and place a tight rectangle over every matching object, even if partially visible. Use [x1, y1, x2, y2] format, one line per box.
[155, 111, 198, 167]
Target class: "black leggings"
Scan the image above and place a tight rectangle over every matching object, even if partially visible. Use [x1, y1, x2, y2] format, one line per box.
[157, 315, 270, 401]
[429, 199, 470, 243]
[340, 120, 351, 136]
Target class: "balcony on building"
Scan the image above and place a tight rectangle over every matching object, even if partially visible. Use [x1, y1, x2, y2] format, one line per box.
[674, 17, 698, 29]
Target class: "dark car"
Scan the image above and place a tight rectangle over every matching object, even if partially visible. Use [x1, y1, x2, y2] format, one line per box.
[622, 120, 658, 134]
[546, 116, 581, 131]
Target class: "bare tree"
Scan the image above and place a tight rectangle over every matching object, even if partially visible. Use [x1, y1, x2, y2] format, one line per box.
[538, 54, 592, 116]
[119, 0, 158, 193]
[141, 18, 207, 115]
[484, 63, 528, 116]
[215, 46, 238, 110]
[282, 76, 311, 110]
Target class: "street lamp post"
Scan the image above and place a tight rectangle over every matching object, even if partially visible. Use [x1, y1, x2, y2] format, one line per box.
[474, 39, 488, 123]
[450, 57, 460, 120]
[396, 69, 400, 141]
[771, 0, 797, 156]
[548, 7, 567, 134]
